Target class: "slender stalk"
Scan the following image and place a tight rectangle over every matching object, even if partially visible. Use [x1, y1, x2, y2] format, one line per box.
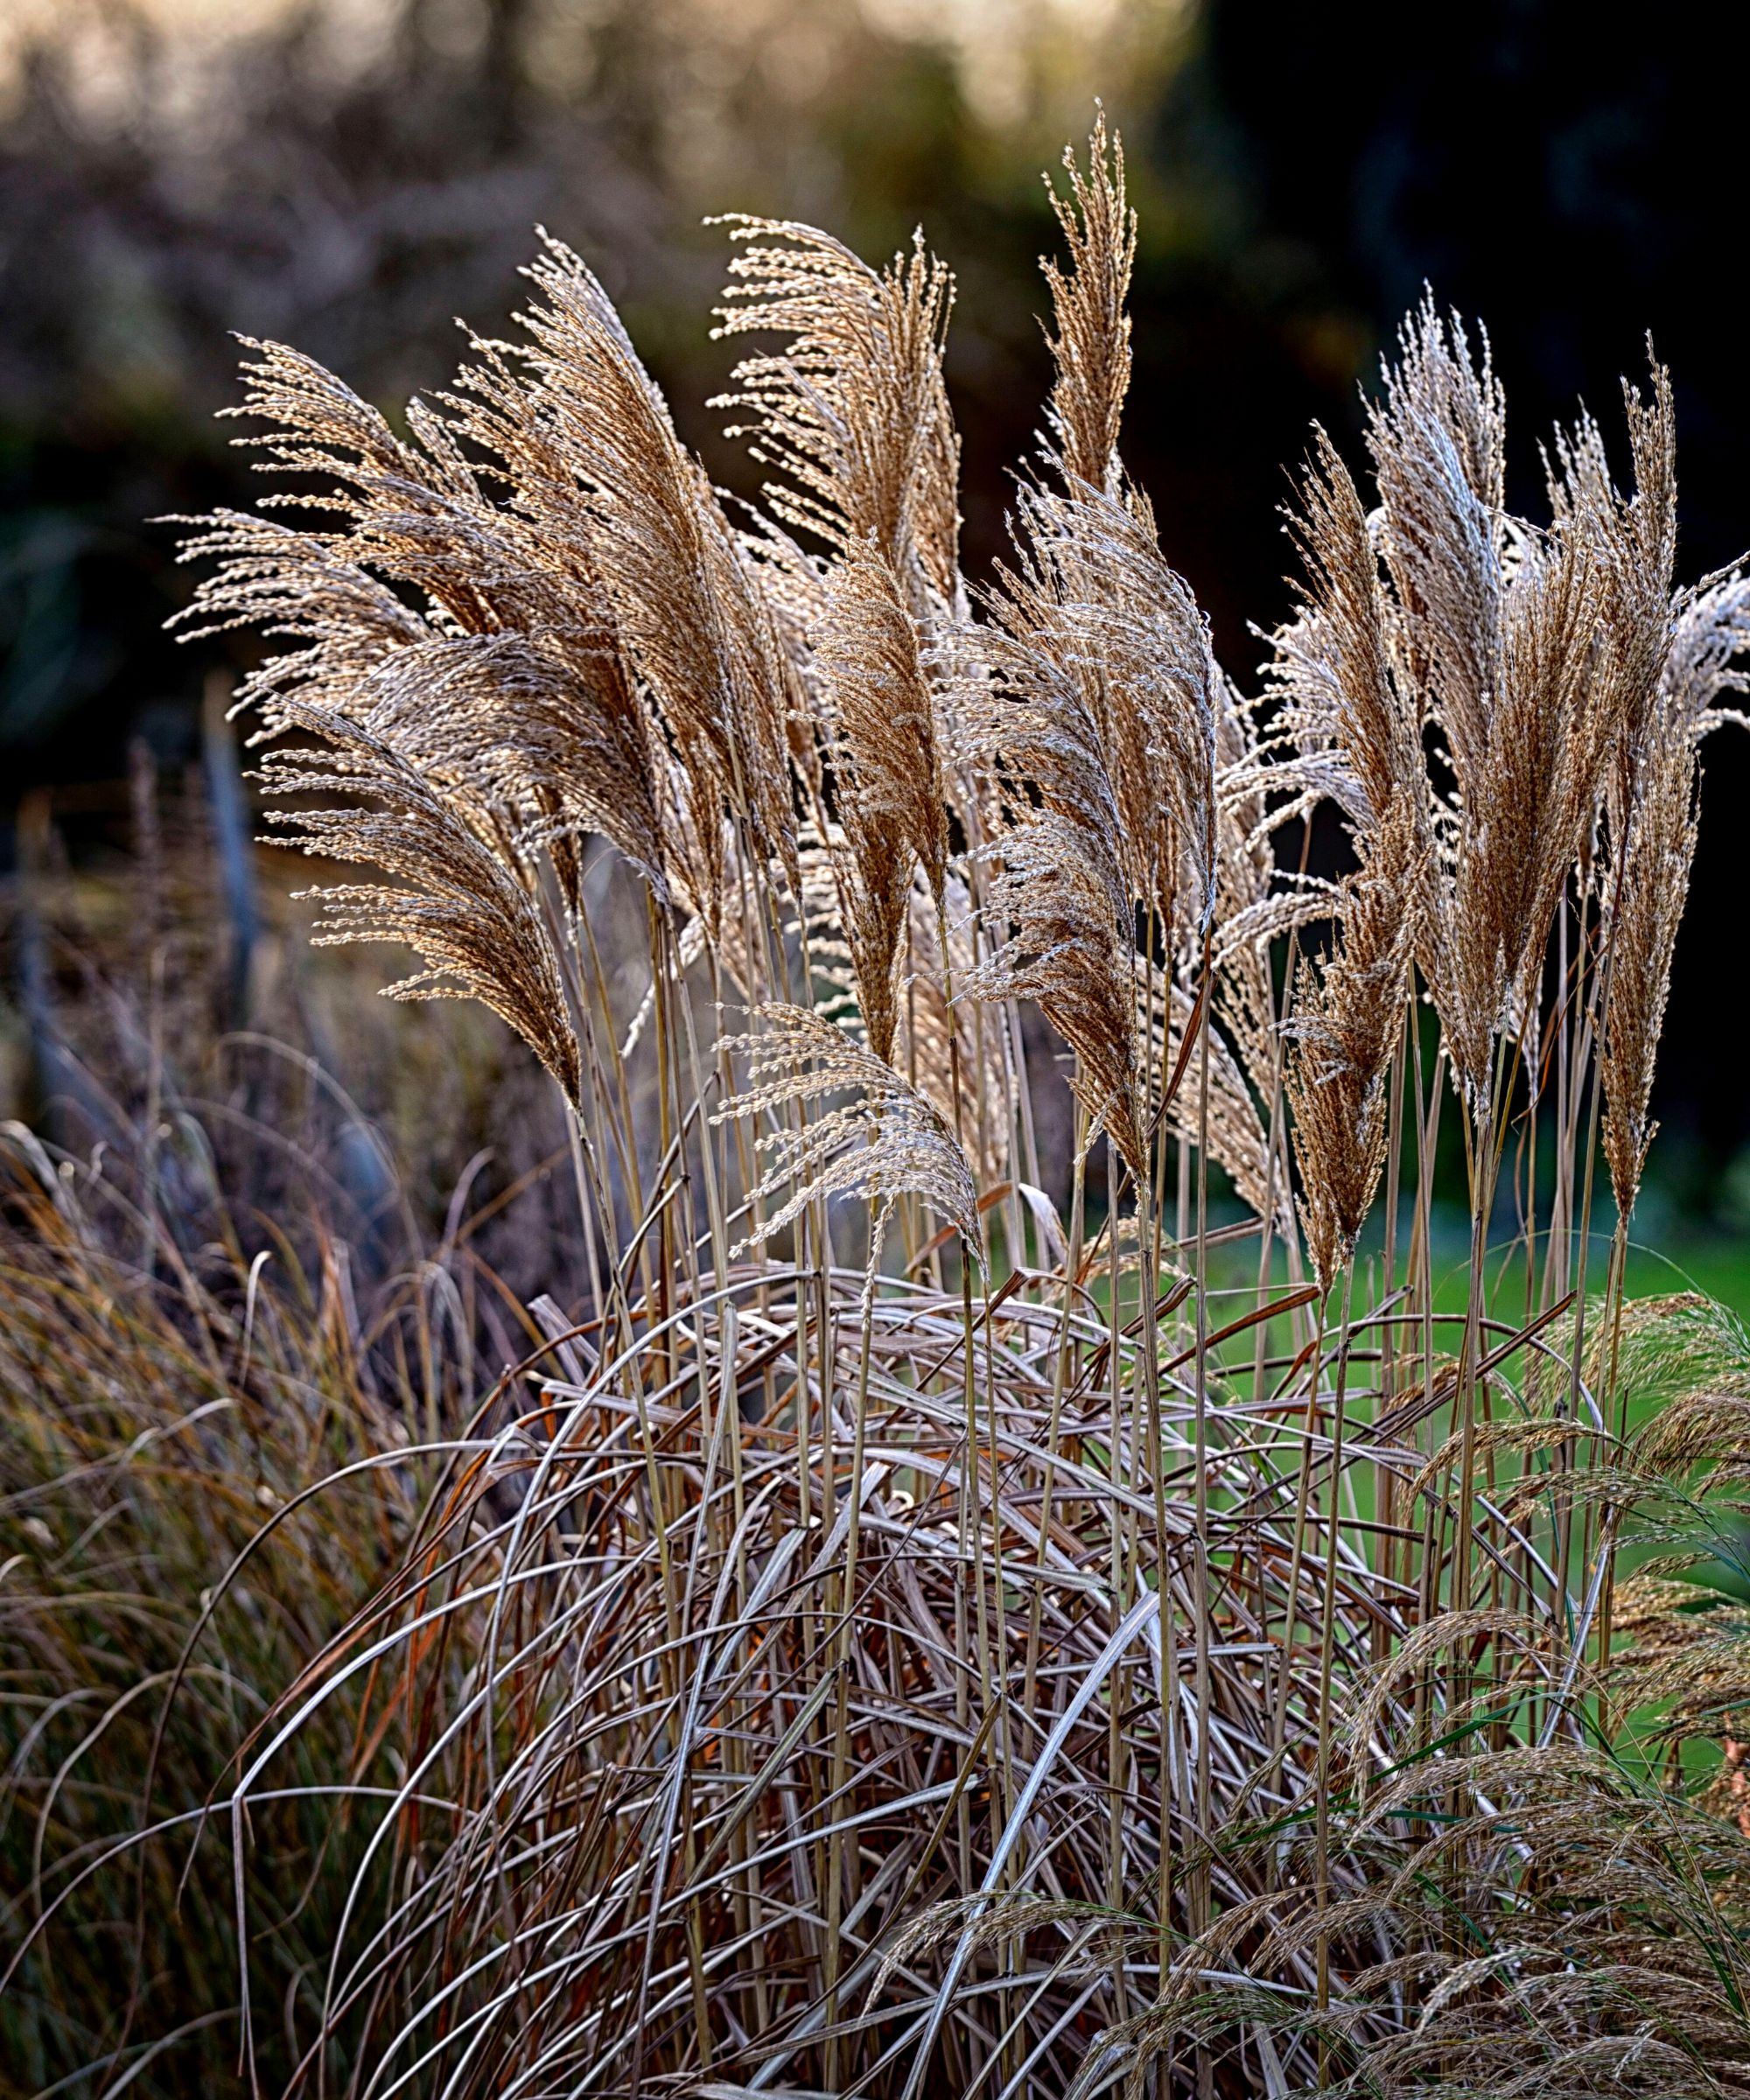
[1315, 1264, 1357, 2062]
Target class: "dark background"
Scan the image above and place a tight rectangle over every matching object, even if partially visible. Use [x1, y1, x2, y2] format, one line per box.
[4, 0, 1746, 1209]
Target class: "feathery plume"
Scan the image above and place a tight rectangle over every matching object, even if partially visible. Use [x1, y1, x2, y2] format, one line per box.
[256, 702, 584, 1110]
[356, 634, 668, 900]
[514, 234, 801, 899]
[1286, 795, 1422, 1295]
[813, 540, 950, 1063]
[1267, 426, 1424, 841]
[714, 1003, 978, 1282]
[1271, 299, 1690, 1112]
[957, 469, 1220, 1190]
[1549, 354, 1677, 791]
[1602, 570, 1750, 1217]
[713, 218, 962, 620]
[1600, 721, 1696, 1223]
[976, 478, 1217, 936]
[962, 810, 1146, 1178]
[818, 539, 950, 909]
[172, 337, 678, 910]
[1042, 109, 1136, 497]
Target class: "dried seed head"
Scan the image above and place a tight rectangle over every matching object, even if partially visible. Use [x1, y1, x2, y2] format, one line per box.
[516, 235, 801, 901]
[714, 1003, 978, 1292]
[1042, 109, 1136, 498]
[977, 480, 1217, 938]
[1286, 796, 1422, 1295]
[1602, 568, 1750, 1219]
[810, 540, 953, 1062]
[712, 219, 962, 620]
[818, 539, 950, 906]
[257, 701, 584, 1111]
[962, 810, 1147, 1179]
[1270, 298, 1701, 1118]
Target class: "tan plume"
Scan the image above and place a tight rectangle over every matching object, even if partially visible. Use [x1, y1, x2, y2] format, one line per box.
[1042, 108, 1136, 497]
[962, 811, 1146, 1179]
[256, 701, 584, 1110]
[714, 1003, 978, 1279]
[1286, 796, 1422, 1296]
[713, 218, 962, 620]
[1602, 569, 1750, 1218]
[514, 234, 801, 904]
[813, 540, 950, 1064]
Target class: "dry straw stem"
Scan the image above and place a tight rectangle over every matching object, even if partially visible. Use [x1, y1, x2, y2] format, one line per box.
[18, 110, 1750, 2100]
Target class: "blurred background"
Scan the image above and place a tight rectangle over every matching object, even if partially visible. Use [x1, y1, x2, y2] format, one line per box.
[4, 0, 1749, 1270]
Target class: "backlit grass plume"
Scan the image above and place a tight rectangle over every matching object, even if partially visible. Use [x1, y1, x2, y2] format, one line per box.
[8, 117, 1750, 2100]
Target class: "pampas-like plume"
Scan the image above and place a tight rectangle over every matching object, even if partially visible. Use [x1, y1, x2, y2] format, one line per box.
[1270, 302, 1691, 1112]
[960, 468, 1220, 1187]
[1600, 720, 1696, 1222]
[714, 1003, 977, 1278]
[1551, 359, 1677, 769]
[1603, 570, 1750, 1216]
[963, 809, 1146, 1176]
[819, 539, 950, 908]
[354, 632, 669, 900]
[1078, 482, 1221, 935]
[814, 540, 950, 1063]
[713, 217, 962, 619]
[1042, 109, 1135, 497]
[171, 333, 679, 911]
[1365, 299, 1611, 1100]
[1286, 796, 1422, 1295]
[1030, 116, 1220, 933]
[976, 479, 1218, 937]
[169, 509, 426, 718]
[1266, 427, 1424, 844]
[256, 701, 584, 1109]
[512, 234, 801, 904]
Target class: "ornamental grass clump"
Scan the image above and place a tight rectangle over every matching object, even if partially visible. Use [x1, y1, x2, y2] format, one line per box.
[10, 116, 1750, 2099]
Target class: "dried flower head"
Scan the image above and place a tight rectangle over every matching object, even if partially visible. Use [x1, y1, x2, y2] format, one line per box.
[1041, 109, 1136, 497]
[1602, 570, 1750, 1217]
[256, 700, 584, 1110]
[812, 540, 951, 1064]
[1286, 795, 1422, 1295]
[714, 1003, 978, 1288]
[712, 218, 962, 619]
